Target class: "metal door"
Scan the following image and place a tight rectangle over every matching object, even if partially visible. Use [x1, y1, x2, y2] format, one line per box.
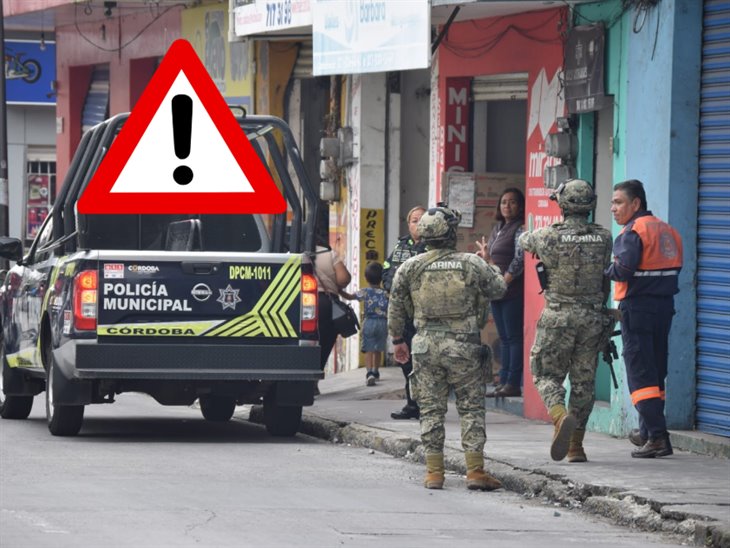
[696, 0, 730, 437]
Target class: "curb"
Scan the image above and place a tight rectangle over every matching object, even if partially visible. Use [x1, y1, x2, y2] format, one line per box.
[247, 406, 730, 548]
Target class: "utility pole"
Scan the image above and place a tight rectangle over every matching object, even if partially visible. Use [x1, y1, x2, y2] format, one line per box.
[0, 0, 10, 251]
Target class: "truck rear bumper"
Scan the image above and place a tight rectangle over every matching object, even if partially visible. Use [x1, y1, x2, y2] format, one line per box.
[54, 340, 323, 382]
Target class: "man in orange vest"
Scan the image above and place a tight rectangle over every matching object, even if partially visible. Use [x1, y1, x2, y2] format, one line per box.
[606, 179, 683, 458]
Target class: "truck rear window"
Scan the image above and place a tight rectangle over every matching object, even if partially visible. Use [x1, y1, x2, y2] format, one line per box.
[81, 214, 267, 252]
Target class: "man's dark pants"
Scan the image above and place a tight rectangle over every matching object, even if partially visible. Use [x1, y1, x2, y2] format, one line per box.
[620, 296, 674, 440]
[401, 320, 418, 409]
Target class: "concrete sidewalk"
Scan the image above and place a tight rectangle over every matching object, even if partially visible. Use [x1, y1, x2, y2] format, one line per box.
[257, 366, 730, 548]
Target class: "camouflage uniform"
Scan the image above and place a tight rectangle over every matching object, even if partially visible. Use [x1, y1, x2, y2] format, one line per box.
[389, 244, 506, 455]
[519, 182, 613, 436]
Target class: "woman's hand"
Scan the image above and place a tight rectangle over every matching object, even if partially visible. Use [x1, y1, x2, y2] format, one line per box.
[475, 236, 490, 261]
[504, 272, 513, 285]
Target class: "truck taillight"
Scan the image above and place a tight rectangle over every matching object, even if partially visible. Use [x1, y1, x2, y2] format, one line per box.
[73, 270, 98, 331]
[301, 273, 318, 333]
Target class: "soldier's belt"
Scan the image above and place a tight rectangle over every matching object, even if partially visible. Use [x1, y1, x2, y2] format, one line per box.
[546, 302, 603, 311]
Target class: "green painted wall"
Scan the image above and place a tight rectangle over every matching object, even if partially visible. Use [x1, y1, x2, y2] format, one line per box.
[574, 0, 702, 435]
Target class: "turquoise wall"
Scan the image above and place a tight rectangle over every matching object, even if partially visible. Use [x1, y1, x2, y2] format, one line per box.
[576, 0, 701, 434]
[623, 0, 701, 429]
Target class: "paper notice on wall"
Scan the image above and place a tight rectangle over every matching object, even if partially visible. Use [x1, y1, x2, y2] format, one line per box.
[446, 172, 475, 228]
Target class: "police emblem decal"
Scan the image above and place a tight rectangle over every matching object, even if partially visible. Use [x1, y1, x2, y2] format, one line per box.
[217, 284, 241, 310]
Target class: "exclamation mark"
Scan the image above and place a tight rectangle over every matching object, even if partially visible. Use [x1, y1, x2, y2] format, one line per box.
[172, 94, 193, 185]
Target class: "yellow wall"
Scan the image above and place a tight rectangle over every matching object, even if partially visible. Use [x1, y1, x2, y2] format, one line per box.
[182, 4, 254, 112]
[254, 41, 299, 118]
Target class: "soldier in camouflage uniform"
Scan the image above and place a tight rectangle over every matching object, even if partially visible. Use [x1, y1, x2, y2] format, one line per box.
[388, 205, 507, 490]
[519, 179, 613, 462]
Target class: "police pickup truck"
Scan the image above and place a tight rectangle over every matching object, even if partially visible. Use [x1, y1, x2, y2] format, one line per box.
[0, 113, 322, 437]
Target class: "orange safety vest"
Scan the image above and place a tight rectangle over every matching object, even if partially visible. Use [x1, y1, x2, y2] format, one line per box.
[614, 215, 683, 301]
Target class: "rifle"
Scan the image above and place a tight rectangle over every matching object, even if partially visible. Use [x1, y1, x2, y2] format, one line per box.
[602, 330, 621, 390]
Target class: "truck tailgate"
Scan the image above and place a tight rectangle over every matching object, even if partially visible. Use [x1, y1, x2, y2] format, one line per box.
[95, 251, 303, 340]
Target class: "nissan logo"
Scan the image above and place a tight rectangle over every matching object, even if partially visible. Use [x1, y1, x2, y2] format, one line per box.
[191, 283, 213, 302]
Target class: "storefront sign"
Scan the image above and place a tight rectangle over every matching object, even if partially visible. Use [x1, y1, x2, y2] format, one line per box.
[359, 208, 384, 290]
[564, 24, 608, 114]
[4, 40, 56, 105]
[234, 0, 313, 37]
[312, 0, 430, 76]
[444, 77, 471, 173]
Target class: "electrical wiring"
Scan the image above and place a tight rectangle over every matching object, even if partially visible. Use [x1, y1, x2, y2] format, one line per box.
[568, 0, 631, 29]
[442, 11, 563, 59]
[73, 2, 187, 53]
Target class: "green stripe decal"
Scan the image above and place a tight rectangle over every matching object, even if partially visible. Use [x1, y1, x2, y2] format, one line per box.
[203, 256, 301, 338]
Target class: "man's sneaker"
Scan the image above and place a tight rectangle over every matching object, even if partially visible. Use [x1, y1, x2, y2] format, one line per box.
[391, 405, 420, 420]
[366, 370, 376, 386]
[373, 370, 380, 380]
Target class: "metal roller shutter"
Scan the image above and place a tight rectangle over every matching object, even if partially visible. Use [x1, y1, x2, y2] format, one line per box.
[696, 0, 730, 437]
[472, 73, 528, 101]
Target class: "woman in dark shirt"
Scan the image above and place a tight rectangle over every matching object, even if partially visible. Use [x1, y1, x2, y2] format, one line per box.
[477, 188, 525, 397]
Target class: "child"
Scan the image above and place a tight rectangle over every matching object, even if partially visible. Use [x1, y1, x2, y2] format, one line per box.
[340, 262, 389, 386]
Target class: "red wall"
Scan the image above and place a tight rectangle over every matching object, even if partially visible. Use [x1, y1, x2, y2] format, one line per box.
[54, 8, 183, 187]
[436, 8, 568, 421]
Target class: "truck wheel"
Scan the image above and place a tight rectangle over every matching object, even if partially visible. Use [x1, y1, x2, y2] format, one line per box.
[0, 347, 33, 419]
[199, 395, 236, 422]
[263, 396, 302, 437]
[46, 354, 84, 436]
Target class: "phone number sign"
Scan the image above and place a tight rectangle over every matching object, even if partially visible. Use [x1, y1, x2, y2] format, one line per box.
[234, 0, 312, 37]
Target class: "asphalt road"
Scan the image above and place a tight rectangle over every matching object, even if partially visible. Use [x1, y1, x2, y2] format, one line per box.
[1, 394, 686, 547]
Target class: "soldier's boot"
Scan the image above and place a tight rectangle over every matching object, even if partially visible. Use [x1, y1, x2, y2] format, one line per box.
[465, 452, 502, 491]
[424, 453, 445, 490]
[549, 404, 577, 462]
[567, 428, 587, 463]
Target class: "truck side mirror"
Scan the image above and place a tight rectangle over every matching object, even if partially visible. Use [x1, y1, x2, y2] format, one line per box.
[0, 237, 24, 263]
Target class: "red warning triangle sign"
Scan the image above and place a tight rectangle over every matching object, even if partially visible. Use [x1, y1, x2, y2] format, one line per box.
[77, 39, 286, 214]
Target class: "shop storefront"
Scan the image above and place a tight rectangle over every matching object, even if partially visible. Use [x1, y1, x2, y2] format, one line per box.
[432, 7, 567, 422]
[4, 38, 57, 242]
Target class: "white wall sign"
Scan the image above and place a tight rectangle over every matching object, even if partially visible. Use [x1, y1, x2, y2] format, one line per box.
[446, 172, 475, 228]
[312, 0, 430, 76]
[234, 0, 313, 37]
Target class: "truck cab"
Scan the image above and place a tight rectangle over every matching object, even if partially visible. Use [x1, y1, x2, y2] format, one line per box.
[0, 113, 322, 437]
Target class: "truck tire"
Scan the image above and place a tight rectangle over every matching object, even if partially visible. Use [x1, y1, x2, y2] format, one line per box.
[199, 395, 236, 422]
[0, 347, 33, 420]
[46, 354, 84, 437]
[263, 396, 302, 437]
